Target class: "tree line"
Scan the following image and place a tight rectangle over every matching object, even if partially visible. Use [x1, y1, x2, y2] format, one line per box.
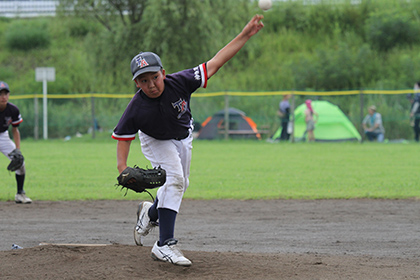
[1, 0, 420, 139]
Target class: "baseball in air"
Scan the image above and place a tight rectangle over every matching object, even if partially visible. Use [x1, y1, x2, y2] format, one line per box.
[258, 0, 272, 11]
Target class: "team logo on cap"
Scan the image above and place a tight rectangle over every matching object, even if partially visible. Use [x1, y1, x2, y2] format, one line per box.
[135, 56, 149, 68]
[0, 82, 6, 88]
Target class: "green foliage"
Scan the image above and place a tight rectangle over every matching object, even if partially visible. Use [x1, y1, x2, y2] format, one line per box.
[0, 66, 15, 82]
[3, 0, 420, 93]
[3, 0, 420, 140]
[81, 27, 134, 94]
[294, 42, 380, 91]
[365, 10, 420, 51]
[1, 140, 420, 201]
[142, 0, 251, 72]
[264, 0, 366, 35]
[58, 0, 149, 30]
[266, 2, 309, 32]
[66, 18, 100, 37]
[5, 20, 51, 51]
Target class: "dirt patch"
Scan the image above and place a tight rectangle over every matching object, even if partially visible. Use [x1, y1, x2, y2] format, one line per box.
[1, 199, 419, 279]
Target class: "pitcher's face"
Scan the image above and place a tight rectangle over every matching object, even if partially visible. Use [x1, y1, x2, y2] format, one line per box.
[135, 70, 166, 98]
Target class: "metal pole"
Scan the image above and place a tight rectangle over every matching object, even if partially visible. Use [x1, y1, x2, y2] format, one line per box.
[224, 93, 229, 140]
[43, 79, 48, 140]
[34, 94, 38, 140]
[359, 89, 364, 143]
[91, 96, 96, 139]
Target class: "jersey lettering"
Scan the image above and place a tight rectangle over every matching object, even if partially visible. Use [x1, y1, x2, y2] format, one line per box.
[172, 98, 188, 119]
[4, 117, 12, 128]
[193, 66, 201, 81]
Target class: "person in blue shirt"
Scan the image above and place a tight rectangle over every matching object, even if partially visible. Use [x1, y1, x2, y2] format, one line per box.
[362, 105, 385, 142]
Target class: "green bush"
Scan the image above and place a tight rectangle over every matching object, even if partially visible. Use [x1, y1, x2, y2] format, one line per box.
[3, 0, 420, 141]
[365, 10, 420, 52]
[5, 21, 50, 51]
[68, 18, 92, 37]
[0, 66, 15, 82]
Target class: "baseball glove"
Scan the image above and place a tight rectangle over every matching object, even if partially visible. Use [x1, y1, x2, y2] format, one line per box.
[116, 165, 166, 194]
[7, 148, 24, 172]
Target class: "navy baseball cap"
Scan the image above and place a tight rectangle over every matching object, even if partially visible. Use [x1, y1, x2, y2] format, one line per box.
[131, 52, 163, 80]
[0, 81, 10, 92]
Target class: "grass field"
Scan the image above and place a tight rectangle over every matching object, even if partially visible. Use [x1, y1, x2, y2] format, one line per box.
[1, 135, 419, 201]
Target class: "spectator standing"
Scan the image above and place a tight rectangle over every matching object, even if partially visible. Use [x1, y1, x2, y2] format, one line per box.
[277, 94, 291, 141]
[409, 82, 420, 142]
[304, 99, 318, 142]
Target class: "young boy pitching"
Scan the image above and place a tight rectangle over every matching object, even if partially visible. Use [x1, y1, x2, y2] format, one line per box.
[112, 14, 264, 266]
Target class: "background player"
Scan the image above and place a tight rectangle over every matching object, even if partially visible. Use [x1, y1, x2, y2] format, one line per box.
[0, 81, 32, 204]
[409, 81, 420, 142]
[112, 14, 264, 266]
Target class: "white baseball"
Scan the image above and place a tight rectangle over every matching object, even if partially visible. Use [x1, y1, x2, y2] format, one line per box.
[258, 0, 272, 11]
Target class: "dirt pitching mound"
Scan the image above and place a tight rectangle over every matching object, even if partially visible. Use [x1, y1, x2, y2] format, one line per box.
[1, 244, 418, 279]
[0, 199, 419, 279]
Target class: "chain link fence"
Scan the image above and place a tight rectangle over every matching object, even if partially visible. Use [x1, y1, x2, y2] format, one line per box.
[7, 90, 417, 142]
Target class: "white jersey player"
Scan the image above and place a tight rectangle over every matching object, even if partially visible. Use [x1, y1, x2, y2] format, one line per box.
[0, 81, 32, 203]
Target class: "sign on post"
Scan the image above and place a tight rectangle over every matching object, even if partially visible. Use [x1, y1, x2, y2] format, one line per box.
[35, 67, 55, 140]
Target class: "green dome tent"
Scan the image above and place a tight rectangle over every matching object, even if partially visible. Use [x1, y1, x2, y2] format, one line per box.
[273, 100, 361, 142]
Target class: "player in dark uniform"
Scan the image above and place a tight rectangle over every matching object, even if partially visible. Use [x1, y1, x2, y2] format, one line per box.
[112, 15, 264, 266]
[0, 81, 32, 203]
[410, 82, 420, 142]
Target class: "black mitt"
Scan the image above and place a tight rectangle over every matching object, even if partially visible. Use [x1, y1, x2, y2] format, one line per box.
[7, 148, 24, 172]
[116, 165, 166, 194]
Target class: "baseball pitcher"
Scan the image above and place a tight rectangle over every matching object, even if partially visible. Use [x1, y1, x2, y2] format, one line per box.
[112, 15, 264, 266]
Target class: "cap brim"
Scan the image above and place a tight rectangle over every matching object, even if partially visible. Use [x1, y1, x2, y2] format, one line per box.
[132, 66, 162, 80]
[0, 88, 9, 92]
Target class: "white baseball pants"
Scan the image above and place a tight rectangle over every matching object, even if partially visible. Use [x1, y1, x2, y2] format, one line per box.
[139, 130, 192, 213]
